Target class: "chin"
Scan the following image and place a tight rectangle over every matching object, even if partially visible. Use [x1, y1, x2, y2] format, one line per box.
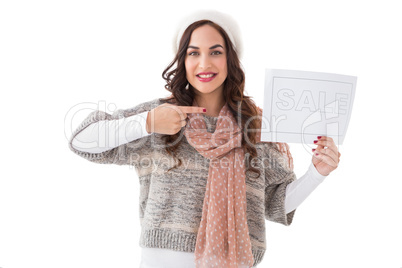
[192, 84, 224, 95]
[195, 88, 217, 94]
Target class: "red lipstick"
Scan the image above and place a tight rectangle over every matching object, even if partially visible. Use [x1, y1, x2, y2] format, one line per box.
[196, 72, 217, 82]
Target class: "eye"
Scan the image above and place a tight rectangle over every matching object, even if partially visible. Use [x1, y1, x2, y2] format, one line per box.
[188, 51, 199, 56]
[211, 51, 222, 55]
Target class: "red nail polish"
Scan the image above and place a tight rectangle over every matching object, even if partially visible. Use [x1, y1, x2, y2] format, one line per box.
[312, 149, 316, 152]
[314, 140, 317, 144]
[315, 153, 319, 156]
[317, 136, 322, 139]
[203, 108, 206, 112]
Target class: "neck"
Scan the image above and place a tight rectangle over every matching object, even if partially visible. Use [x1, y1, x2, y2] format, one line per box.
[194, 90, 225, 117]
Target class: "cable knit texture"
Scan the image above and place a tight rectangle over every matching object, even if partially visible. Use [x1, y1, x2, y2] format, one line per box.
[68, 98, 296, 267]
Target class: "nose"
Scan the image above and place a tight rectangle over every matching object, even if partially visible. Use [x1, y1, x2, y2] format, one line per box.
[199, 54, 211, 69]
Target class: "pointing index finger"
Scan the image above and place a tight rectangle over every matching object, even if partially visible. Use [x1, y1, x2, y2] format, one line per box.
[178, 106, 207, 114]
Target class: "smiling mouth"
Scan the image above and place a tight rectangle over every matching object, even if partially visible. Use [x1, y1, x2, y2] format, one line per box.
[196, 73, 216, 78]
[196, 73, 217, 82]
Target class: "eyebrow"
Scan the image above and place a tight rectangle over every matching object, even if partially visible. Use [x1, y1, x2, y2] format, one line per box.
[187, 44, 224, 50]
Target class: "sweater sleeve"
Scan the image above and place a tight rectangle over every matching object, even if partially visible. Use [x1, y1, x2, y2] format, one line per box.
[71, 111, 150, 154]
[263, 144, 297, 226]
[68, 98, 161, 165]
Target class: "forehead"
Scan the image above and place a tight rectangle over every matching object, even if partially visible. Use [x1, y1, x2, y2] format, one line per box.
[188, 24, 225, 47]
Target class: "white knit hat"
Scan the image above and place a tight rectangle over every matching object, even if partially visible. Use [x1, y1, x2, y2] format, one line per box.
[172, 10, 243, 58]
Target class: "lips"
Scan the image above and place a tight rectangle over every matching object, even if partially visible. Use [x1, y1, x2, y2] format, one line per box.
[196, 72, 217, 82]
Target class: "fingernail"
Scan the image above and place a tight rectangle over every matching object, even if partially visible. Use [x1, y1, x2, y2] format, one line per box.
[315, 153, 319, 156]
[314, 140, 318, 144]
[312, 149, 316, 152]
[317, 136, 322, 139]
[203, 108, 207, 112]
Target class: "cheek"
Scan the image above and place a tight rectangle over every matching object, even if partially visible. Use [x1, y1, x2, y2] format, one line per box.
[218, 59, 228, 76]
[185, 59, 195, 76]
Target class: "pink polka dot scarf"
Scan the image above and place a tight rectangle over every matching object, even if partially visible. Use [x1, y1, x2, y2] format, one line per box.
[184, 103, 255, 268]
[185, 103, 293, 267]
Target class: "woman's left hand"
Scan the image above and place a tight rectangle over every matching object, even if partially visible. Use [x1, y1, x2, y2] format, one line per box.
[312, 136, 341, 176]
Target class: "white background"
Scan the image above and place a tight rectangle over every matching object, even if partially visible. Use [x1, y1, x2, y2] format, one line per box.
[1, 0, 401, 267]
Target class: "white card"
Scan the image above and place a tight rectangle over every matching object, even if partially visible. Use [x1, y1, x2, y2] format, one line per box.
[261, 69, 357, 145]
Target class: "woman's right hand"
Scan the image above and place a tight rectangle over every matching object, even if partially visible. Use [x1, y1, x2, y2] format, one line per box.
[145, 103, 206, 135]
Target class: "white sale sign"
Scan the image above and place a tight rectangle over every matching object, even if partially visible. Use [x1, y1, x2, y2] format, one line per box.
[261, 69, 357, 145]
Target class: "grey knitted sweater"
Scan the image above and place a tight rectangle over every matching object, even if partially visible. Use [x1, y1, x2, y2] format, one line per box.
[68, 98, 296, 267]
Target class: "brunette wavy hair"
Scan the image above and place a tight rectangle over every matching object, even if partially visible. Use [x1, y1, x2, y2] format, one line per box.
[160, 20, 273, 179]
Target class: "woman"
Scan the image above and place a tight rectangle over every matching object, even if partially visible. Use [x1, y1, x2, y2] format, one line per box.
[69, 10, 340, 268]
